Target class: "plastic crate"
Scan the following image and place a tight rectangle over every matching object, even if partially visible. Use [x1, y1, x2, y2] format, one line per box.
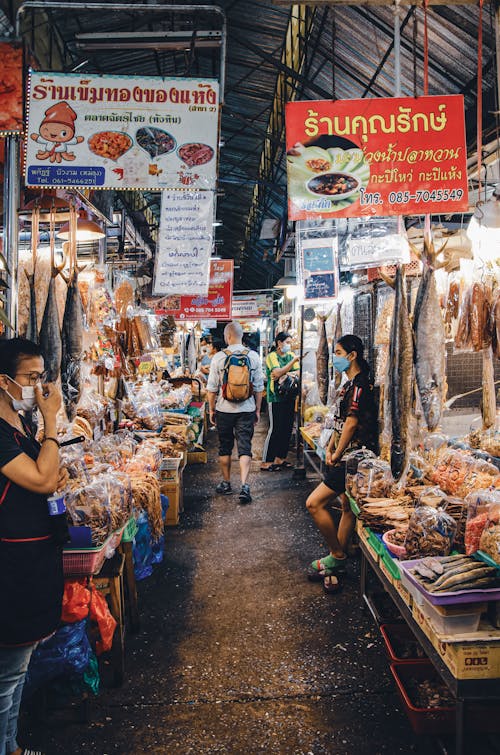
[63, 526, 124, 576]
[380, 623, 428, 663]
[390, 662, 455, 735]
[122, 517, 139, 543]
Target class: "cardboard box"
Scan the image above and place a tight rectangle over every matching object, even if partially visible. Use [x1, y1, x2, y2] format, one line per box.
[187, 449, 208, 464]
[412, 603, 500, 680]
[161, 478, 183, 526]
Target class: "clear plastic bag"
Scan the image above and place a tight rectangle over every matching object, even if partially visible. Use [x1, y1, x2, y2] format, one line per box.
[354, 458, 393, 500]
[404, 505, 457, 558]
[464, 489, 500, 556]
[344, 448, 377, 498]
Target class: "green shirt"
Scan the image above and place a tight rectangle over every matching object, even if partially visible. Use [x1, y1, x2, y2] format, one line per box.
[265, 350, 299, 403]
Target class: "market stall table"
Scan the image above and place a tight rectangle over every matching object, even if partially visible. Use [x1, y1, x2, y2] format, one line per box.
[357, 525, 500, 755]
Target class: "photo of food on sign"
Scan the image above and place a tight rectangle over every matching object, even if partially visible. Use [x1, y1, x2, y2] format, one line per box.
[88, 131, 133, 161]
[286, 135, 370, 214]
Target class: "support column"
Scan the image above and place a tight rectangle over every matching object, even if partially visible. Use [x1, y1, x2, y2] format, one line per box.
[3, 136, 20, 336]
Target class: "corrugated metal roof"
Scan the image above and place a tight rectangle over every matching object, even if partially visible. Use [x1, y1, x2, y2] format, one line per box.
[7, 0, 498, 290]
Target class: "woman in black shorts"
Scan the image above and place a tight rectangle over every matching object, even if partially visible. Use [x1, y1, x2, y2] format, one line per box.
[306, 335, 378, 592]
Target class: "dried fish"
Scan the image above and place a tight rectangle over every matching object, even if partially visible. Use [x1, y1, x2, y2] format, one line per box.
[333, 302, 343, 389]
[413, 256, 446, 431]
[316, 312, 330, 405]
[389, 267, 414, 480]
[61, 272, 84, 420]
[39, 271, 62, 383]
[482, 345, 496, 430]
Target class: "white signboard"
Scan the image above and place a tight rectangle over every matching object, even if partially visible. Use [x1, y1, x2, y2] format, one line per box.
[232, 294, 273, 319]
[25, 72, 219, 190]
[342, 217, 410, 270]
[153, 190, 214, 296]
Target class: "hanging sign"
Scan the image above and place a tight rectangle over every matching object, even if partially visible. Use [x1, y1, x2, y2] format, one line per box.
[155, 259, 233, 320]
[286, 95, 468, 220]
[25, 71, 219, 190]
[340, 217, 410, 270]
[0, 43, 24, 136]
[298, 236, 339, 301]
[231, 293, 274, 319]
[153, 190, 214, 296]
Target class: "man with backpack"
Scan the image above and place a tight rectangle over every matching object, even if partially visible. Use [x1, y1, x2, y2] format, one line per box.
[206, 321, 264, 503]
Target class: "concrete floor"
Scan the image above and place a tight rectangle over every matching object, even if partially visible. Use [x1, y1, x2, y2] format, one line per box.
[22, 425, 499, 755]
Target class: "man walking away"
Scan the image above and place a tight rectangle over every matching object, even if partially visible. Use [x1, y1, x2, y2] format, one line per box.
[207, 321, 264, 503]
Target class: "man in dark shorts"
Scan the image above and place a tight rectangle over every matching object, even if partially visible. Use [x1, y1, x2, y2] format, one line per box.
[306, 335, 378, 592]
[207, 321, 264, 504]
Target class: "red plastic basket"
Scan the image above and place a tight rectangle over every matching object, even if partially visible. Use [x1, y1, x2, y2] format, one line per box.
[63, 526, 125, 577]
[380, 623, 428, 663]
[390, 662, 455, 735]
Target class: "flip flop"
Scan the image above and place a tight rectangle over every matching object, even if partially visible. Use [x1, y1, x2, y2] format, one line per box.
[260, 465, 276, 471]
[307, 554, 347, 582]
[323, 574, 341, 594]
[276, 461, 293, 469]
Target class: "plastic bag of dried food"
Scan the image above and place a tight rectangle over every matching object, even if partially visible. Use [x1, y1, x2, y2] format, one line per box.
[404, 505, 457, 558]
[479, 506, 500, 564]
[355, 458, 393, 500]
[416, 486, 448, 508]
[344, 448, 377, 498]
[465, 489, 500, 556]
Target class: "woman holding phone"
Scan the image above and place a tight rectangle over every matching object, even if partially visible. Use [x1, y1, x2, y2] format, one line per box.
[0, 338, 68, 755]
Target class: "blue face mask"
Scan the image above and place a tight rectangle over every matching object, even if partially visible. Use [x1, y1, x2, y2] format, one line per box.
[332, 355, 350, 373]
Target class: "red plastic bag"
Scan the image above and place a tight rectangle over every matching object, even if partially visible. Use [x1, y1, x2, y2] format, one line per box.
[88, 584, 117, 655]
[61, 580, 90, 623]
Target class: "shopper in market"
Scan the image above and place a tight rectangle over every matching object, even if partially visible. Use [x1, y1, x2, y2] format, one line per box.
[305, 334, 378, 593]
[0, 337, 68, 755]
[198, 335, 221, 382]
[207, 321, 264, 503]
[260, 331, 300, 471]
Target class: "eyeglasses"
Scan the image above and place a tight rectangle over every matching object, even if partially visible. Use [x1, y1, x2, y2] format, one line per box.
[15, 371, 48, 386]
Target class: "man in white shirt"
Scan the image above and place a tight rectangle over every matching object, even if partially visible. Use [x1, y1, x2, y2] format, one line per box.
[207, 321, 264, 503]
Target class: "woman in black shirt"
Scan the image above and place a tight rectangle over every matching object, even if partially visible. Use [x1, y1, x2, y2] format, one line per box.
[0, 338, 67, 755]
[306, 335, 378, 593]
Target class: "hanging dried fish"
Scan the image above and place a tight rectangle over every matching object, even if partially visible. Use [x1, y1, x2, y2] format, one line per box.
[61, 210, 84, 419]
[39, 209, 63, 383]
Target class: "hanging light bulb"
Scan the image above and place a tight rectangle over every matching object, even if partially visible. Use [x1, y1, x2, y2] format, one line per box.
[57, 209, 105, 241]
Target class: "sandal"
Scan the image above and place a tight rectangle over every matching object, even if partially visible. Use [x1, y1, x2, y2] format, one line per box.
[323, 574, 341, 594]
[276, 461, 293, 469]
[307, 554, 347, 582]
[260, 465, 276, 471]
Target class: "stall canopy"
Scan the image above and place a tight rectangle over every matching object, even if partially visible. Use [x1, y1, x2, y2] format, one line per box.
[1, 0, 498, 290]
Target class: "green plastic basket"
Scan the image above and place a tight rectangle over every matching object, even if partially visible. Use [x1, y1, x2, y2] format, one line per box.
[347, 494, 360, 516]
[122, 517, 138, 543]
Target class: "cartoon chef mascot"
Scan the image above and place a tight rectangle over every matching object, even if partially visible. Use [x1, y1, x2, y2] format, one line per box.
[31, 101, 84, 163]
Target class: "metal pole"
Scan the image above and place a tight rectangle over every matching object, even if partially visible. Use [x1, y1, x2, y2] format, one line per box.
[3, 136, 20, 336]
[16, 1, 227, 101]
[393, 0, 401, 97]
[293, 303, 306, 478]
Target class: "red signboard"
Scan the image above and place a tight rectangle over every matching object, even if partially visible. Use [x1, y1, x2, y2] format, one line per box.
[0, 43, 24, 136]
[286, 95, 468, 220]
[155, 259, 233, 320]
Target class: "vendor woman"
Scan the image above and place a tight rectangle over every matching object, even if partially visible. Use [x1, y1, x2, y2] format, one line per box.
[305, 334, 378, 593]
[0, 338, 68, 755]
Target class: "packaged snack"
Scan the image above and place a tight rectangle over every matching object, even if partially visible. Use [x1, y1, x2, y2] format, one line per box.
[354, 458, 393, 500]
[465, 489, 500, 556]
[404, 505, 457, 558]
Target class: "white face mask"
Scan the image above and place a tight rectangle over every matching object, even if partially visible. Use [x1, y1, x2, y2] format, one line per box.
[281, 343, 291, 354]
[5, 377, 39, 412]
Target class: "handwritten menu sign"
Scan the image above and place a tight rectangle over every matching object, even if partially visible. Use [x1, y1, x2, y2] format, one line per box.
[299, 237, 339, 302]
[155, 260, 233, 320]
[153, 190, 214, 296]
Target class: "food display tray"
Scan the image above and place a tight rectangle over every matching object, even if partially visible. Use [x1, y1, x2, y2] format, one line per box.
[398, 558, 500, 606]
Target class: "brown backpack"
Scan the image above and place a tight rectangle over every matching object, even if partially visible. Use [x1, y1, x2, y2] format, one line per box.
[221, 349, 253, 402]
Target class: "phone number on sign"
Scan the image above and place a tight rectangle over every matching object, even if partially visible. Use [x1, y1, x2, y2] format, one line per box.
[388, 189, 464, 204]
